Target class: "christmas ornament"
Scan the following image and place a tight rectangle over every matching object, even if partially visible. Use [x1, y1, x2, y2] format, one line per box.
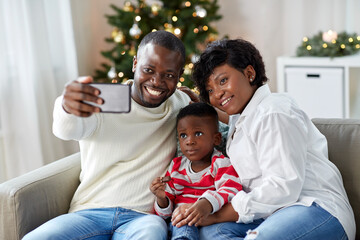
[151, 3, 161, 15]
[195, 6, 207, 18]
[107, 66, 117, 79]
[129, 23, 142, 38]
[123, 2, 134, 12]
[114, 31, 125, 43]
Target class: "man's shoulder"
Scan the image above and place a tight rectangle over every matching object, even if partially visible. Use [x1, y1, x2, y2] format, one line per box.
[169, 89, 191, 106]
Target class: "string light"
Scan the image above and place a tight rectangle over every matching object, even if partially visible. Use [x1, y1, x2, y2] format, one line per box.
[135, 16, 141, 22]
[341, 44, 346, 49]
[303, 37, 308, 42]
[172, 16, 178, 22]
[306, 45, 312, 50]
[185, 1, 191, 7]
[323, 43, 328, 48]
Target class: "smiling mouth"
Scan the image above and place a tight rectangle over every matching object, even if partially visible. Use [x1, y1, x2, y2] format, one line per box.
[145, 86, 163, 97]
[221, 97, 232, 106]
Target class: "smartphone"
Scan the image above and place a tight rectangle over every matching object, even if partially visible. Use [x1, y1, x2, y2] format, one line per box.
[87, 83, 131, 113]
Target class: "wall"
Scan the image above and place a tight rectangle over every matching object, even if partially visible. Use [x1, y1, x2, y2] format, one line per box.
[70, 0, 360, 92]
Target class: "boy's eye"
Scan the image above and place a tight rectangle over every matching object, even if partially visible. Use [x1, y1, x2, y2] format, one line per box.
[179, 133, 187, 139]
[195, 132, 203, 137]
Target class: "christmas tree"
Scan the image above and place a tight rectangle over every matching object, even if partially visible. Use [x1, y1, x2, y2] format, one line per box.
[94, 0, 222, 89]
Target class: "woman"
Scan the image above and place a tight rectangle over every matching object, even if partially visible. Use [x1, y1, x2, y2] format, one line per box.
[189, 39, 355, 240]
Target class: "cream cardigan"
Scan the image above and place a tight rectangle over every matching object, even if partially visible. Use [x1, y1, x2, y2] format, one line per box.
[53, 90, 190, 213]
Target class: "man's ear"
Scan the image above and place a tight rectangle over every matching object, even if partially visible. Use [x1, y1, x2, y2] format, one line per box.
[214, 132, 222, 146]
[132, 56, 137, 73]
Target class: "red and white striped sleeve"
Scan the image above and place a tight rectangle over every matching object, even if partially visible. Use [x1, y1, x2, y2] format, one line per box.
[200, 154, 242, 213]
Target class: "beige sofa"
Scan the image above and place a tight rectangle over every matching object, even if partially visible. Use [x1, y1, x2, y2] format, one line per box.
[0, 118, 359, 240]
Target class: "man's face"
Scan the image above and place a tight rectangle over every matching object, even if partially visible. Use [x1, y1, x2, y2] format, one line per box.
[131, 43, 183, 108]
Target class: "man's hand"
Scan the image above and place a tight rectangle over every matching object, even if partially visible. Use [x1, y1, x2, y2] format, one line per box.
[150, 176, 171, 208]
[171, 199, 213, 227]
[62, 76, 103, 117]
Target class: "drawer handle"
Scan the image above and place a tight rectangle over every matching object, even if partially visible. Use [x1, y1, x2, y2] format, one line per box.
[307, 74, 320, 78]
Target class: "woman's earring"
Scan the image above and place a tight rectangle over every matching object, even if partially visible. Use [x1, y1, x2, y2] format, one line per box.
[250, 76, 254, 82]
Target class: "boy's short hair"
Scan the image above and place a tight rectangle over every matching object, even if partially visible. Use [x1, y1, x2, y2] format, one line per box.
[176, 102, 219, 130]
[138, 30, 186, 68]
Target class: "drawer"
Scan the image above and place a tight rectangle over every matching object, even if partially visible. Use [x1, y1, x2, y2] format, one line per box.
[285, 67, 344, 118]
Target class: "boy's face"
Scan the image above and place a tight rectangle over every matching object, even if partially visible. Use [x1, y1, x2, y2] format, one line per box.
[131, 43, 183, 108]
[177, 115, 221, 163]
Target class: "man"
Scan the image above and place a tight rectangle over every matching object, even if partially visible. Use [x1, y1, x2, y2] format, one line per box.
[23, 30, 191, 240]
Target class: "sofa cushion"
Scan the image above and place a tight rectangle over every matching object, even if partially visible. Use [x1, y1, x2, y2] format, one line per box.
[312, 118, 360, 239]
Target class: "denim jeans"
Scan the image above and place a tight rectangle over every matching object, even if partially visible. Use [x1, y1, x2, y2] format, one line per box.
[199, 203, 348, 240]
[169, 223, 199, 240]
[23, 207, 167, 240]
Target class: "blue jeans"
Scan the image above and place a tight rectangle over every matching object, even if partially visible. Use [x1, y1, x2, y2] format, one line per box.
[23, 207, 167, 240]
[199, 203, 348, 240]
[169, 223, 199, 240]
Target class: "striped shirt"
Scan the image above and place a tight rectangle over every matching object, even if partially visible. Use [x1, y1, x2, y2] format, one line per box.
[154, 149, 242, 218]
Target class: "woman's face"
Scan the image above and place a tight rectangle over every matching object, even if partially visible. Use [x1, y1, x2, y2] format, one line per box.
[206, 64, 257, 115]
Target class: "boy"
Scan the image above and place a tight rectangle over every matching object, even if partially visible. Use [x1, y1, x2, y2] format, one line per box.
[150, 102, 242, 240]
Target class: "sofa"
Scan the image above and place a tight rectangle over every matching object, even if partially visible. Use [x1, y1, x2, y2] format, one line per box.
[0, 118, 359, 240]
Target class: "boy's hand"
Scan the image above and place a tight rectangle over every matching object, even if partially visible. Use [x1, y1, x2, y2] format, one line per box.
[150, 176, 171, 208]
[172, 199, 213, 227]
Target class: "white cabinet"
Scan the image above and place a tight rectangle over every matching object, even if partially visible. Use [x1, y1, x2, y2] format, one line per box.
[277, 54, 360, 119]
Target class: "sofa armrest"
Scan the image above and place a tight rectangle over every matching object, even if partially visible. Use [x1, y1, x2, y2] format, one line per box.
[0, 152, 81, 240]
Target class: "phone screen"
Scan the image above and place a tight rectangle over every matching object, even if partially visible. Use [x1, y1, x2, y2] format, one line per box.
[87, 83, 131, 113]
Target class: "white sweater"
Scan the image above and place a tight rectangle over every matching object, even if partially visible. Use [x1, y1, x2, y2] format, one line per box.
[53, 90, 190, 213]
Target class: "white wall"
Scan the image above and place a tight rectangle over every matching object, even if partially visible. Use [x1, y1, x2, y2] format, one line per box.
[70, 0, 360, 91]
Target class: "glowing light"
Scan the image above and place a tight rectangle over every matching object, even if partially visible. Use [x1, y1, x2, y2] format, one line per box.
[322, 43, 328, 48]
[203, 25, 208, 31]
[341, 44, 346, 49]
[193, 28, 199, 34]
[174, 28, 181, 35]
[303, 37, 308, 42]
[306, 45, 312, 50]
[135, 16, 141, 22]
[118, 72, 124, 78]
[356, 44, 360, 49]
[172, 16, 178, 22]
[188, 63, 194, 69]
[111, 79, 118, 83]
[121, 51, 126, 55]
[177, 82, 182, 87]
[331, 39, 337, 44]
[152, 29, 157, 32]
[180, 77, 185, 82]
[185, 1, 191, 7]
[192, 12, 197, 17]
[349, 38, 354, 43]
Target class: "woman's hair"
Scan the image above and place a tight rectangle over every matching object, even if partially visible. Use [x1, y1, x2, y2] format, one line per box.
[192, 39, 268, 103]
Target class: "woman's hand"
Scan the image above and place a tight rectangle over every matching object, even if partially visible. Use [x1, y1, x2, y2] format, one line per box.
[177, 86, 200, 103]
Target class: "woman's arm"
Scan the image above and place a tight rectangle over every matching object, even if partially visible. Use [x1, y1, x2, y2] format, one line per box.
[198, 203, 239, 226]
